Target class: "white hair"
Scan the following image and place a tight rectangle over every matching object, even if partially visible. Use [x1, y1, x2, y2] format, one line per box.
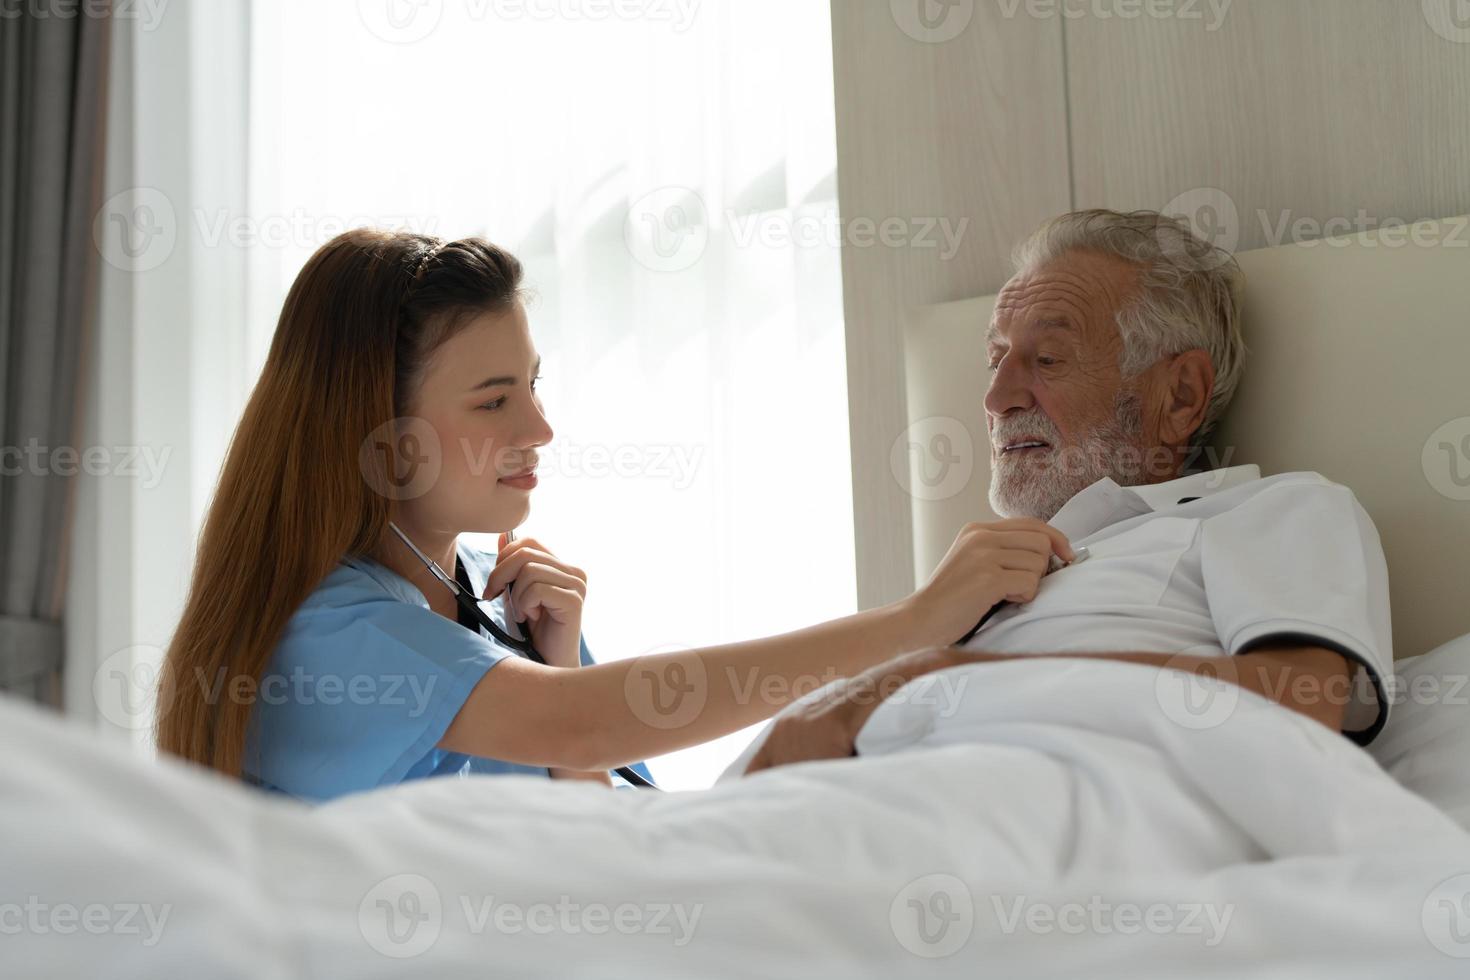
[1010, 209, 1247, 451]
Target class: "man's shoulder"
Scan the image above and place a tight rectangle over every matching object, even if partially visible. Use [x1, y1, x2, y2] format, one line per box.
[1199, 468, 1380, 541]
[1209, 469, 1355, 507]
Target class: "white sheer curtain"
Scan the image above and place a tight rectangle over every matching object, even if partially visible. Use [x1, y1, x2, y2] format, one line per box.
[67, 0, 253, 746]
[248, 0, 855, 787]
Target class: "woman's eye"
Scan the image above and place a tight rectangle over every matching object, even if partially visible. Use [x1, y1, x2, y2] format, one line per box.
[481, 375, 543, 410]
[1038, 357, 1060, 367]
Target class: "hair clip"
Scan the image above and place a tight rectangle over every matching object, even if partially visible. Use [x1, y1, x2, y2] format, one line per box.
[413, 240, 446, 280]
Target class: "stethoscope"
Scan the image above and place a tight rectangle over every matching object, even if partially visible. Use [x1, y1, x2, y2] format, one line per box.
[954, 546, 1091, 646]
[388, 522, 659, 790]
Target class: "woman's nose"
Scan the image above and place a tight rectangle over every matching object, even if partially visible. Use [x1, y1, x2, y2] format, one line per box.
[523, 398, 554, 448]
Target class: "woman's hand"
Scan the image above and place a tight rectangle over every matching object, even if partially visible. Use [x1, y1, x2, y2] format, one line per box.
[898, 518, 1073, 650]
[485, 534, 587, 669]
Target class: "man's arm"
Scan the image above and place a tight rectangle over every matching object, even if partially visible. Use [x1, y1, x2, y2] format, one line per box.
[744, 644, 1351, 775]
[1017, 644, 1353, 732]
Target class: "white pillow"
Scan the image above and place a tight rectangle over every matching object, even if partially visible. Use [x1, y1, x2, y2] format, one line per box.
[1369, 633, 1470, 831]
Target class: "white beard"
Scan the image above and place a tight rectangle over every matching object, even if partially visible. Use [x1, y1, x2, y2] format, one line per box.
[988, 394, 1149, 521]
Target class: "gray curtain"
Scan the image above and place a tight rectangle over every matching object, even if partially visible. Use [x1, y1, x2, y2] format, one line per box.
[0, 5, 111, 702]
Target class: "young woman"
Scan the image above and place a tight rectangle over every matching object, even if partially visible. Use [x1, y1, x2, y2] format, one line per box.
[155, 229, 1071, 800]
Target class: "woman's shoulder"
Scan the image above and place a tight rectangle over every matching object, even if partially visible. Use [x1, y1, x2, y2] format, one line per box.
[273, 542, 523, 665]
[299, 541, 500, 609]
[278, 555, 439, 652]
[298, 553, 426, 614]
[280, 545, 509, 656]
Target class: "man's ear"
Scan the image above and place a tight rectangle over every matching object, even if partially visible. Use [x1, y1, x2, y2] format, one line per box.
[1159, 349, 1215, 448]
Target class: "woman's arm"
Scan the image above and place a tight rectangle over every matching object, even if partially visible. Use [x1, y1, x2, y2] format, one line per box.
[549, 766, 614, 785]
[440, 518, 1075, 770]
[440, 599, 922, 770]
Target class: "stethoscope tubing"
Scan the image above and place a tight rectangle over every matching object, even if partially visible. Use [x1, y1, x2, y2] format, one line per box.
[388, 522, 659, 790]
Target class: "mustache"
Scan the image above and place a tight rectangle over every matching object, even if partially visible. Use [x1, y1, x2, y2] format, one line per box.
[991, 393, 1145, 456]
[991, 413, 1062, 447]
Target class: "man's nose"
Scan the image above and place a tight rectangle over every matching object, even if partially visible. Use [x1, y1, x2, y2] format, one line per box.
[983, 357, 1036, 420]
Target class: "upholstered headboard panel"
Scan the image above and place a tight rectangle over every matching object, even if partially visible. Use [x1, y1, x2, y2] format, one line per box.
[901, 216, 1470, 659]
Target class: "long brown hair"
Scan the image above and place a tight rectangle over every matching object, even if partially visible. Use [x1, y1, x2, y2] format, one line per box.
[156, 228, 523, 776]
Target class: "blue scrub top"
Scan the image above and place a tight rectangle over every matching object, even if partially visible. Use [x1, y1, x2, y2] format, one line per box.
[244, 542, 606, 802]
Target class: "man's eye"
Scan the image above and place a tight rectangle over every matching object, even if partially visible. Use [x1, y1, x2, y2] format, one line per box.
[1038, 357, 1060, 367]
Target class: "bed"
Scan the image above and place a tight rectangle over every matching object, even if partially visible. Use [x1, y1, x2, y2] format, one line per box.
[6, 217, 1470, 978]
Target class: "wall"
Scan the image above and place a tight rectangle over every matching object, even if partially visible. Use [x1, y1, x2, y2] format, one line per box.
[832, 0, 1470, 606]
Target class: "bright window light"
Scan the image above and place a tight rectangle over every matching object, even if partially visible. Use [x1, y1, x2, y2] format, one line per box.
[246, 0, 856, 788]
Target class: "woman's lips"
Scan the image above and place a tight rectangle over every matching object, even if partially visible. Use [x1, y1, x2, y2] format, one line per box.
[498, 471, 538, 490]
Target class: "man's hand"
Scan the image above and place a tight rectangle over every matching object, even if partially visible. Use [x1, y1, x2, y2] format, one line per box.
[744, 648, 966, 775]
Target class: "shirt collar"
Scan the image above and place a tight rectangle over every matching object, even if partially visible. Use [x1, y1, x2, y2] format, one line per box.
[1047, 464, 1261, 542]
[1129, 464, 1262, 510]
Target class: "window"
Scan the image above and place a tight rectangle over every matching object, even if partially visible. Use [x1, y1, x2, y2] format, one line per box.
[247, 0, 855, 787]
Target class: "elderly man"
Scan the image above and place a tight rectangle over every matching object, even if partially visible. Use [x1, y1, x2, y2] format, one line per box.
[747, 208, 1390, 773]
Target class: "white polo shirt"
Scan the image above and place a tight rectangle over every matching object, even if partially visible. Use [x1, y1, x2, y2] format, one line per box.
[963, 464, 1391, 744]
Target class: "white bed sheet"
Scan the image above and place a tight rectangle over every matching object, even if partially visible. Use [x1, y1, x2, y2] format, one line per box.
[4, 658, 1469, 978]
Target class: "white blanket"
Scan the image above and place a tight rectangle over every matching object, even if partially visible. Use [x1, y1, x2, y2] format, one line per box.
[5, 658, 1470, 978]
